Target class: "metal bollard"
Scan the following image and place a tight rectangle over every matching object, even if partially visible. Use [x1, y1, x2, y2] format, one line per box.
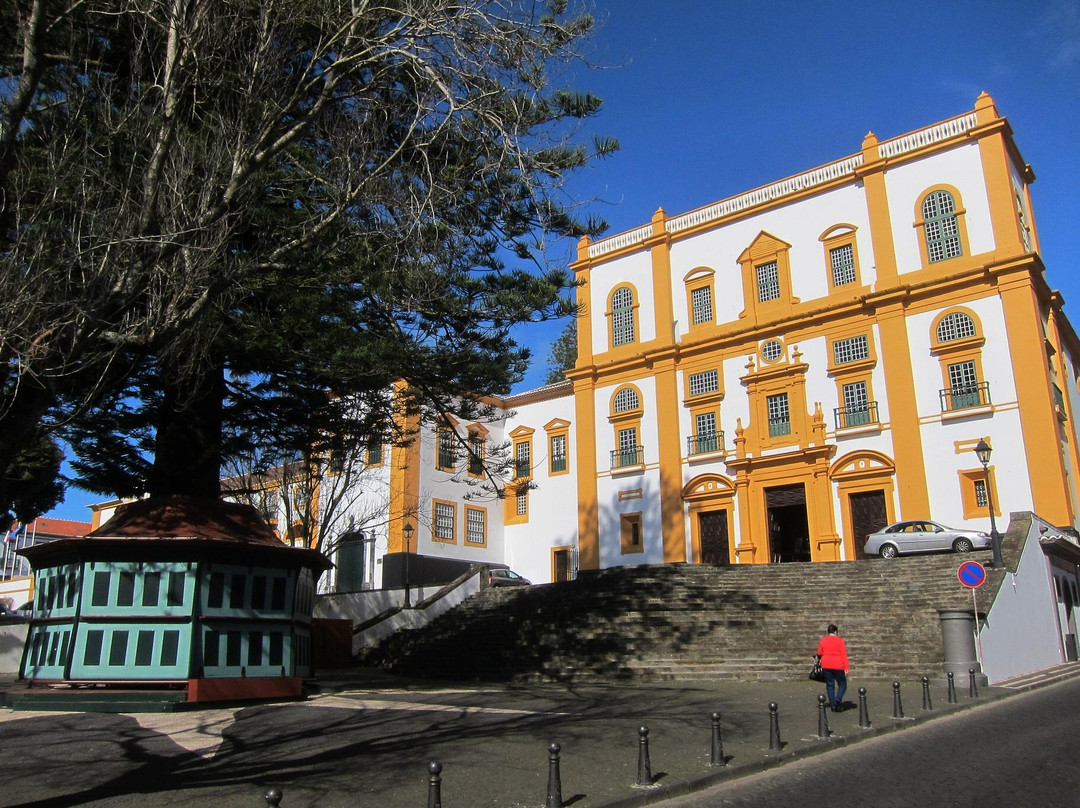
[969, 667, 979, 699]
[427, 761, 443, 808]
[636, 726, 654, 787]
[710, 712, 726, 766]
[947, 671, 958, 703]
[546, 743, 563, 808]
[768, 702, 783, 751]
[892, 681, 904, 719]
[922, 676, 933, 711]
[858, 687, 871, 728]
[817, 694, 830, 739]
[264, 788, 283, 807]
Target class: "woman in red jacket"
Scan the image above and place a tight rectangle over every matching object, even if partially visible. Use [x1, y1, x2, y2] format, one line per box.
[816, 624, 849, 711]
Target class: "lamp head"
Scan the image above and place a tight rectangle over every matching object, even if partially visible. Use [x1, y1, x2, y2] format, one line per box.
[974, 439, 992, 467]
[403, 522, 414, 540]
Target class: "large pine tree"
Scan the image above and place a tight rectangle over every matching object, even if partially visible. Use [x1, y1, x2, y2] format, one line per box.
[1, 0, 616, 521]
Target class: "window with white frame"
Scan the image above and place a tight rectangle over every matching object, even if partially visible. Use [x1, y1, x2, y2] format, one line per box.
[922, 190, 962, 263]
[756, 261, 780, 303]
[829, 243, 856, 286]
[550, 433, 567, 473]
[616, 427, 639, 466]
[691, 285, 714, 325]
[936, 312, 977, 343]
[465, 507, 486, 545]
[612, 286, 635, 347]
[613, 387, 640, 413]
[688, 370, 719, 397]
[437, 428, 456, 470]
[974, 479, 988, 508]
[832, 334, 869, 366]
[516, 490, 528, 515]
[434, 501, 455, 541]
[514, 440, 531, 479]
[767, 392, 791, 437]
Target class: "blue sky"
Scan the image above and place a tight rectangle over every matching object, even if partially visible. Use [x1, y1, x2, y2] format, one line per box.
[46, 0, 1079, 522]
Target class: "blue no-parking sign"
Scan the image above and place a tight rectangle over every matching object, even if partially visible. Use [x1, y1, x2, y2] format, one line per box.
[958, 560, 987, 588]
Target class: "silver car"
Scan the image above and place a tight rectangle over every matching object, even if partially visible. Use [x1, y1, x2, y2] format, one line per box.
[864, 520, 991, 559]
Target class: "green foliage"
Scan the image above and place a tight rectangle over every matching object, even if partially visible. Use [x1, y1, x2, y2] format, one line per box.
[1, 0, 616, 511]
[544, 318, 579, 385]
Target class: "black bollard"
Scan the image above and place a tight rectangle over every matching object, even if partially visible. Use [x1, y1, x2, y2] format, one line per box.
[922, 676, 933, 711]
[858, 687, 871, 728]
[546, 743, 563, 808]
[710, 712, 726, 767]
[264, 788, 283, 807]
[947, 671, 958, 703]
[427, 761, 443, 808]
[817, 694, 831, 739]
[892, 681, 904, 719]
[969, 668, 980, 698]
[636, 726, 654, 787]
[768, 702, 783, 751]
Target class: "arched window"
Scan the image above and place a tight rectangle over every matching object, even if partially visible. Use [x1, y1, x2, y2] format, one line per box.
[936, 311, 977, 343]
[921, 190, 962, 263]
[611, 286, 636, 347]
[613, 387, 640, 413]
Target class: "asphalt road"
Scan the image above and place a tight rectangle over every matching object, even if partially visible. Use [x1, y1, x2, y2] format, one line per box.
[658, 674, 1080, 808]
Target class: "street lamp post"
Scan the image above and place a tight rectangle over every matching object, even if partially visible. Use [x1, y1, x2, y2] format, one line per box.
[974, 440, 1005, 569]
[403, 522, 415, 607]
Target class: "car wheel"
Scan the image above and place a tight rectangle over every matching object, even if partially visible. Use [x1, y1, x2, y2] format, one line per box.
[879, 543, 899, 559]
[953, 538, 974, 553]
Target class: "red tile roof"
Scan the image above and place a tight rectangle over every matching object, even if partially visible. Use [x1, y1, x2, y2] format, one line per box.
[6, 517, 92, 538]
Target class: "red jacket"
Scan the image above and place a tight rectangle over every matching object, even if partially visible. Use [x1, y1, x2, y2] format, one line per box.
[816, 634, 849, 672]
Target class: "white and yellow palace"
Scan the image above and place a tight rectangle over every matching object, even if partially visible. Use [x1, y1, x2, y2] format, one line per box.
[343, 94, 1080, 589]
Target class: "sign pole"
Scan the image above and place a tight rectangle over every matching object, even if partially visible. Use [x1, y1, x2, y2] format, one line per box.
[958, 560, 987, 665]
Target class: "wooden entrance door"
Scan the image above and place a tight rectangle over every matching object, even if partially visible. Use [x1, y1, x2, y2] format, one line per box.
[553, 548, 572, 581]
[849, 490, 888, 560]
[699, 510, 729, 565]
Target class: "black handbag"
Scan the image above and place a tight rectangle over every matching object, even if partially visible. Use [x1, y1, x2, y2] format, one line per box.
[808, 656, 825, 682]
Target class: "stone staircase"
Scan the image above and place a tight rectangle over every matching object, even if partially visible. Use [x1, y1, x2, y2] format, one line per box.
[358, 553, 1002, 682]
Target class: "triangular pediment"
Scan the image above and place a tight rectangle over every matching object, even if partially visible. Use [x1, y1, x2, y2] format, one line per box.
[738, 231, 791, 263]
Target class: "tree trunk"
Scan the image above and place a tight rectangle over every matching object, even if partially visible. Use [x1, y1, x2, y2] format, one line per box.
[149, 360, 225, 499]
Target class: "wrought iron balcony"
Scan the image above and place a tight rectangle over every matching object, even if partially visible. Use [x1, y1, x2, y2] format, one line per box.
[687, 431, 724, 456]
[939, 382, 991, 412]
[610, 446, 644, 469]
[834, 401, 878, 430]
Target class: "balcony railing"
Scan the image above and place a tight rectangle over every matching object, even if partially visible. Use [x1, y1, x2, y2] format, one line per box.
[834, 401, 878, 430]
[687, 431, 725, 455]
[610, 446, 644, 469]
[939, 382, 991, 412]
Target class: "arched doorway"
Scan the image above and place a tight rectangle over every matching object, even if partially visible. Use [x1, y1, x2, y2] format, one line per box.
[683, 474, 737, 565]
[830, 451, 897, 560]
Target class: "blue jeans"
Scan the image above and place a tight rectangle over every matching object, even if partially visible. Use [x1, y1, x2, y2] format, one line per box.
[823, 669, 847, 709]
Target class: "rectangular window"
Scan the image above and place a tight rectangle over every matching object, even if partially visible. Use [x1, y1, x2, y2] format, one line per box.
[56, 574, 66, 610]
[437, 428, 456, 471]
[829, 243, 856, 287]
[974, 479, 988, 508]
[550, 434, 567, 473]
[767, 393, 791, 437]
[109, 632, 128, 666]
[515, 441, 531, 479]
[366, 440, 383, 465]
[230, 574, 247, 609]
[756, 261, 780, 303]
[434, 501, 456, 541]
[516, 490, 528, 516]
[226, 631, 242, 667]
[207, 572, 225, 609]
[947, 360, 981, 409]
[135, 630, 154, 666]
[841, 381, 871, 427]
[251, 576, 267, 610]
[615, 427, 640, 467]
[248, 631, 264, 666]
[691, 285, 714, 325]
[161, 631, 180, 667]
[204, 630, 220, 667]
[92, 571, 110, 607]
[271, 577, 287, 611]
[688, 369, 719, 397]
[142, 572, 161, 607]
[468, 436, 485, 476]
[117, 571, 135, 607]
[612, 288, 635, 347]
[693, 412, 719, 454]
[832, 334, 869, 365]
[466, 507, 486, 545]
[84, 630, 104, 666]
[269, 632, 284, 667]
[167, 571, 186, 607]
[67, 572, 77, 608]
[620, 513, 644, 554]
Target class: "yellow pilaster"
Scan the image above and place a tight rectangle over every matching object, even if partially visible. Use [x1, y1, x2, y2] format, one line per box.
[573, 375, 600, 570]
[999, 272, 1072, 524]
[389, 385, 421, 553]
[572, 237, 595, 370]
[858, 132, 899, 285]
[653, 358, 686, 563]
[874, 299, 931, 518]
[647, 208, 675, 350]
